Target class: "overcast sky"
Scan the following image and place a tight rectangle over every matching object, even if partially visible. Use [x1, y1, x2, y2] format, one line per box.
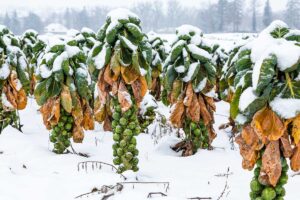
[0, 0, 288, 14]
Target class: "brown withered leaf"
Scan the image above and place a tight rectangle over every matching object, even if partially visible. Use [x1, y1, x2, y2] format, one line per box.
[30, 74, 36, 95]
[103, 65, 114, 86]
[251, 107, 285, 142]
[235, 134, 259, 170]
[198, 94, 213, 126]
[16, 88, 27, 110]
[97, 70, 109, 104]
[131, 76, 147, 104]
[183, 82, 193, 107]
[94, 98, 106, 122]
[291, 143, 300, 171]
[186, 93, 200, 122]
[8, 71, 19, 91]
[170, 98, 185, 128]
[103, 115, 112, 131]
[72, 125, 84, 143]
[60, 85, 72, 113]
[3, 85, 17, 109]
[118, 80, 132, 112]
[71, 92, 83, 127]
[280, 132, 293, 158]
[170, 80, 183, 105]
[121, 66, 140, 84]
[208, 125, 217, 144]
[292, 114, 300, 145]
[241, 124, 263, 151]
[150, 77, 157, 91]
[261, 140, 282, 187]
[204, 96, 216, 112]
[40, 97, 60, 129]
[82, 100, 94, 130]
[111, 81, 119, 96]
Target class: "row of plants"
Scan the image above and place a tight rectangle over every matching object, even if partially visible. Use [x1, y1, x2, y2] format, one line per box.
[1, 9, 300, 199]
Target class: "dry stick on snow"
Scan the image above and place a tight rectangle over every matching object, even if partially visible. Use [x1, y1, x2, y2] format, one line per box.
[117, 181, 170, 192]
[147, 192, 167, 198]
[77, 161, 127, 180]
[291, 172, 300, 177]
[66, 144, 89, 158]
[187, 197, 212, 200]
[216, 167, 230, 200]
[75, 183, 123, 199]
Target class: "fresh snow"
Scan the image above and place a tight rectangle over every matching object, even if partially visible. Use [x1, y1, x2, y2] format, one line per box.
[182, 62, 198, 82]
[270, 97, 300, 119]
[94, 46, 107, 70]
[107, 8, 139, 23]
[238, 87, 257, 112]
[187, 44, 212, 60]
[0, 63, 10, 80]
[52, 52, 68, 72]
[194, 77, 207, 93]
[176, 25, 202, 38]
[139, 92, 158, 116]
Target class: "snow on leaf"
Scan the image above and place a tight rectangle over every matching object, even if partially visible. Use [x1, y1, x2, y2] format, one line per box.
[238, 87, 257, 112]
[182, 62, 199, 82]
[270, 97, 300, 119]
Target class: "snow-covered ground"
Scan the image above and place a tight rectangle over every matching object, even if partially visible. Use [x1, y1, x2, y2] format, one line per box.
[1, 98, 299, 200]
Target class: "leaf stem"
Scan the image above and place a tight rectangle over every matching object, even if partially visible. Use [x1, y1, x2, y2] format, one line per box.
[285, 72, 294, 98]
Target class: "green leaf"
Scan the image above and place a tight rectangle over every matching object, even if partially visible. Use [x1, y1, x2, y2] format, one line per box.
[230, 86, 242, 119]
[75, 68, 92, 101]
[254, 54, 276, 94]
[171, 40, 185, 62]
[125, 23, 143, 41]
[34, 79, 48, 106]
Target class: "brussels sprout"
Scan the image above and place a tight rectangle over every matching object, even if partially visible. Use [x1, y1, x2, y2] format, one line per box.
[112, 120, 118, 128]
[282, 165, 289, 172]
[250, 179, 263, 193]
[112, 143, 119, 150]
[132, 165, 139, 172]
[54, 126, 61, 132]
[113, 158, 121, 165]
[256, 159, 262, 167]
[249, 191, 258, 199]
[58, 122, 64, 127]
[120, 117, 128, 126]
[194, 129, 201, 136]
[128, 144, 136, 152]
[124, 129, 133, 137]
[190, 122, 197, 130]
[115, 125, 123, 134]
[113, 134, 120, 141]
[50, 135, 57, 143]
[67, 117, 74, 123]
[64, 140, 70, 147]
[115, 105, 122, 112]
[61, 116, 68, 122]
[262, 187, 276, 200]
[125, 152, 133, 160]
[124, 109, 132, 117]
[133, 149, 139, 156]
[254, 167, 260, 177]
[134, 126, 141, 134]
[130, 137, 137, 145]
[279, 174, 288, 185]
[112, 112, 121, 120]
[129, 122, 136, 130]
[275, 185, 285, 196]
[62, 130, 68, 136]
[132, 157, 139, 165]
[117, 148, 124, 156]
[65, 123, 72, 131]
[120, 140, 127, 148]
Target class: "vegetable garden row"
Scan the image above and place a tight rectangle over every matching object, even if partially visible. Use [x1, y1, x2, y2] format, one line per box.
[0, 8, 300, 200]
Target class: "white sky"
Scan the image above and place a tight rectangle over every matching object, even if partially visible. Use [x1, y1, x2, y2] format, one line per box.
[0, 0, 288, 14]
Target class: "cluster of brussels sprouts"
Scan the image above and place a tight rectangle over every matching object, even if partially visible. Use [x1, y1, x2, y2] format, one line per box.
[111, 98, 140, 173]
[250, 157, 288, 200]
[49, 108, 74, 154]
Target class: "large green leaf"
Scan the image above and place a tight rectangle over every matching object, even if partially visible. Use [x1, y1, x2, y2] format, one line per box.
[254, 54, 276, 94]
[230, 86, 242, 119]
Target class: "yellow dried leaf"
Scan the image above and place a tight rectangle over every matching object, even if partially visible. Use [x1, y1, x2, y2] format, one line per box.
[103, 65, 114, 86]
[186, 93, 200, 122]
[198, 94, 213, 125]
[170, 98, 185, 128]
[118, 80, 132, 112]
[235, 134, 258, 170]
[131, 76, 148, 104]
[204, 96, 216, 112]
[183, 82, 192, 107]
[16, 88, 27, 110]
[121, 66, 140, 84]
[72, 125, 84, 143]
[71, 93, 83, 127]
[40, 97, 60, 129]
[261, 141, 282, 187]
[292, 114, 300, 145]
[251, 107, 285, 142]
[60, 85, 72, 113]
[291, 143, 300, 171]
[82, 100, 94, 130]
[97, 70, 109, 104]
[94, 98, 106, 122]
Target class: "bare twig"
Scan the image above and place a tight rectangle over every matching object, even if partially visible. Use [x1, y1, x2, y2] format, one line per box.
[117, 181, 170, 192]
[147, 192, 167, 198]
[187, 197, 212, 200]
[216, 167, 230, 200]
[214, 172, 233, 177]
[77, 161, 127, 180]
[75, 184, 123, 199]
[67, 144, 89, 158]
[291, 172, 300, 177]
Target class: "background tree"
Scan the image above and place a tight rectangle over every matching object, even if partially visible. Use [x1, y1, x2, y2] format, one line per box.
[263, 0, 272, 27]
[286, 0, 300, 29]
[23, 12, 44, 33]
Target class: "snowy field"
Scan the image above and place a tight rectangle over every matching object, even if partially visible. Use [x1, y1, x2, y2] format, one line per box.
[1, 98, 300, 200]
